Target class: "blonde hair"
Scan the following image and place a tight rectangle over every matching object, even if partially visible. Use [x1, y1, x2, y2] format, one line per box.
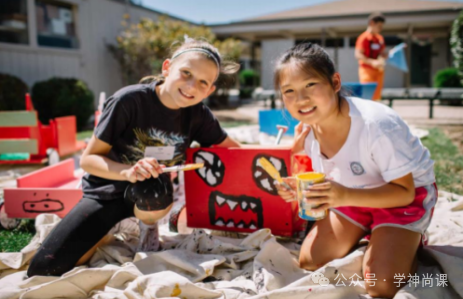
[140, 38, 240, 84]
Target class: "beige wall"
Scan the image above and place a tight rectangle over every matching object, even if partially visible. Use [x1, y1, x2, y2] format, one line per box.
[257, 38, 452, 90]
[431, 37, 451, 84]
[261, 39, 295, 89]
[0, 0, 164, 106]
[259, 40, 408, 90]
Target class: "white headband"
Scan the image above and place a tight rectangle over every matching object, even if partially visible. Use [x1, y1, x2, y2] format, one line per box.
[172, 48, 221, 74]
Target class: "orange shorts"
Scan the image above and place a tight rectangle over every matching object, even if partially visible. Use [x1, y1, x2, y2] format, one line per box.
[359, 67, 384, 101]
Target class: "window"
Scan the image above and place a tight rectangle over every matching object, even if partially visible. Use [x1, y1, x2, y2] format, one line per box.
[0, 0, 29, 45]
[296, 38, 345, 48]
[35, 0, 78, 49]
[384, 36, 403, 46]
[350, 36, 403, 47]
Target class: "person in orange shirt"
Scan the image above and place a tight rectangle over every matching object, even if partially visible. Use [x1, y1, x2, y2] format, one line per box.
[355, 12, 387, 101]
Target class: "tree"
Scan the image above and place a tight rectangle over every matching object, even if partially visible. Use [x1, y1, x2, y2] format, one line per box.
[450, 9, 463, 86]
[109, 16, 242, 86]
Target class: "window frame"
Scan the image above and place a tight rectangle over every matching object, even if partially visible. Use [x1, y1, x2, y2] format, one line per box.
[0, 0, 81, 55]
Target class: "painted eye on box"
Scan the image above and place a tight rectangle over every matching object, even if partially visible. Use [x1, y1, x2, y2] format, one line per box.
[252, 154, 288, 195]
[193, 150, 225, 187]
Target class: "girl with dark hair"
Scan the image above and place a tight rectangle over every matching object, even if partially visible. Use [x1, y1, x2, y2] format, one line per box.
[274, 43, 436, 298]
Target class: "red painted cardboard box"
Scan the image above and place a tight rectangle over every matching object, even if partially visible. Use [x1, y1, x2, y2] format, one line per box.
[4, 149, 313, 237]
[184, 147, 312, 237]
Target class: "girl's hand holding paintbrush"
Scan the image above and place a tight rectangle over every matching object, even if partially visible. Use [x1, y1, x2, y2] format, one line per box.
[275, 178, 297, 202]
[122, 158, 203, 183]
[122, 158, 165, 183]
[258, 157, 297, 202]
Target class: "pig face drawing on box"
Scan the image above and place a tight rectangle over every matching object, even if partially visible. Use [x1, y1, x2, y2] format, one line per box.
[22, 192, 64, 213]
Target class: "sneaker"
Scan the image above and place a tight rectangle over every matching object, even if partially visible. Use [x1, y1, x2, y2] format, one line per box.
[137, 221, 161, 252]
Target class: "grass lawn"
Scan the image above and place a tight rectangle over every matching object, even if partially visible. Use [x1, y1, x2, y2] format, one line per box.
[0, 219, 36, 253]
[77, 130, 94, 140]
[1, 127, 462, 252]
[421, 128, 463, 195]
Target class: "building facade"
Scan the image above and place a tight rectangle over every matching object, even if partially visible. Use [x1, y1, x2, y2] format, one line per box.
[211, 0, 463, 90]
[0, 0, 180, 104]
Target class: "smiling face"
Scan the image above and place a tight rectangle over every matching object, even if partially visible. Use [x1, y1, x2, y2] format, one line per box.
[159, 52, 218, 109]
[279, 60, 341, 126]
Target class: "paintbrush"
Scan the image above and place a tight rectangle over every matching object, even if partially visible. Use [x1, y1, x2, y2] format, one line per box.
[258, 157, 293, 190]
[162, 163, 204, 173]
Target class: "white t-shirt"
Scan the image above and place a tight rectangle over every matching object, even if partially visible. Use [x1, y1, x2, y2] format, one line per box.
[304, 97, 435, 189]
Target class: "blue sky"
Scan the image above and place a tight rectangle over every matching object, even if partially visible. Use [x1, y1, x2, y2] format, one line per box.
[141, 0, 463, 24]
[142, 0, 332, 24]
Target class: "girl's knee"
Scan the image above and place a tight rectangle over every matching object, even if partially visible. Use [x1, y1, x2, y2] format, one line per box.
[364, 267, 405, 299]
[126, 174, 173, 212]
[299, 253, 326, 271]
[135, 203, 173, 225]
[365, 280, 401, 299]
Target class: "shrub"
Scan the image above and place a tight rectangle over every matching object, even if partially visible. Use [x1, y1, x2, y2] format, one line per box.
[239, 87, 254, 99]
[433, 68, 462, 88]
[239, 69, 260, 87]
[31, 78, 94, 131]
[0, 73, 28, 110]
[109, 16, 242, 85]
[450, 9, 463, 86]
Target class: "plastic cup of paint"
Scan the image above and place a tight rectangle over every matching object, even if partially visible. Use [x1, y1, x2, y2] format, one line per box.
[296, 172, 326, 221]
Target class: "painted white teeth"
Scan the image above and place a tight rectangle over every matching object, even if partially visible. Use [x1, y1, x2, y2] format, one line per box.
[206, 169, 217, 185]
[250, 203, 256, 209]
[226, 222, 234, 227]
[216, 196, 226, 205]
[215, 220, 224, 226]
[226, 200, 238, 211]
[215, 171, 221, 177]
[269, 157, 282, 171]
[260, 178, 272, 191]
[241, 201, 248, 210]
[198, 152, 214, 165]
[249, 224, 256, 229]
[237, 223, 244, 228]
[218, 160, 222, 167]
[195, 157, 204, 164]
[255, 171, 262, 177]
[198, 167, 206, 178]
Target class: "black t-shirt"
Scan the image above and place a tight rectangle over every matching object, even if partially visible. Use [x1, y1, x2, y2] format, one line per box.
[82, 81, 227, 200]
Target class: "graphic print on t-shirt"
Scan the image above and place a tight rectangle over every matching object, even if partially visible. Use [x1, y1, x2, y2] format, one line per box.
[122, 127, 187, 166]
[350, 162, 365, 176]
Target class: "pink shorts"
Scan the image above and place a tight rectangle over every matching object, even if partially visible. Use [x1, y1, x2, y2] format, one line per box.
[332, 184, 438, 243]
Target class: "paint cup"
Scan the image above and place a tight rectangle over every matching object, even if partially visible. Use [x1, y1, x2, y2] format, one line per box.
[296, 172, 326, 221]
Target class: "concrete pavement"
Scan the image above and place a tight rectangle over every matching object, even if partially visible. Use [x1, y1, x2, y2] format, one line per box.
[213, 99, 463, 127]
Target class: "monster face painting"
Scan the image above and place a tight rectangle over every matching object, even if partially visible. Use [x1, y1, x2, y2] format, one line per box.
[209, 191, 263, 229]
[193, 150, 225, 187]
[252, 154, 288, 195]
[185, 148, 309, 237]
